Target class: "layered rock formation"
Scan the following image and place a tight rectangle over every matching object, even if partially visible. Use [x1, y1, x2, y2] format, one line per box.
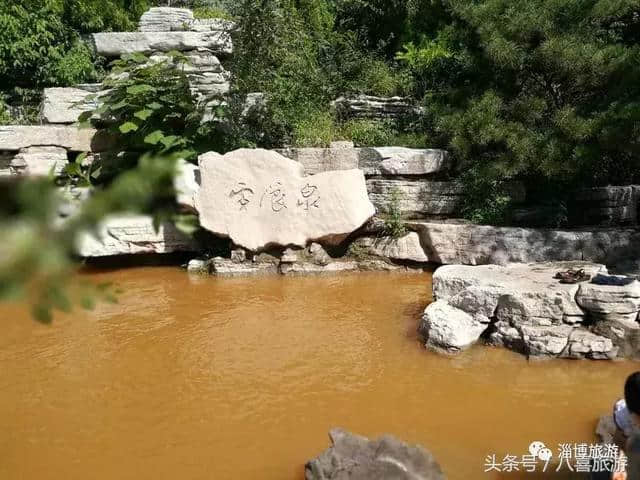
[279, 143, 457, 218]
[333, 95, 422, 120]
[420, 262, 640, 359]
[75, 215, 198, 257]
[305, 429, 445, 480]
[195, 149, 376, 251]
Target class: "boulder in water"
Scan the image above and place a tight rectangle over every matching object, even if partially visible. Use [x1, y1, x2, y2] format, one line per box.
[305, 428, 446, 480]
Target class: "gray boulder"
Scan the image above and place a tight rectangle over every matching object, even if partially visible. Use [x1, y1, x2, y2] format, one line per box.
[305, 428, 445, 480]
[420, 300, 489, 354]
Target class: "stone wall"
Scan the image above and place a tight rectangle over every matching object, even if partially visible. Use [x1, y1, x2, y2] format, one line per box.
[278, 142, 459, 219]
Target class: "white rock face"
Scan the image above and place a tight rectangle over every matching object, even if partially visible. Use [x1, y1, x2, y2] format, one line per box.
[576, 281, 640, 322]
[41, 86, 100, 124]
[353, 232, 429, 263]
[196, 149, 376, 251]
[93, 31, 233, 57]
[358, 147, 451, 176]
[138, 7, 194, 31]
[76, 215, 198, 257]
[420, 300, 489, 353]
[0, 126, 102, 151]
[10, 146, 68, 176]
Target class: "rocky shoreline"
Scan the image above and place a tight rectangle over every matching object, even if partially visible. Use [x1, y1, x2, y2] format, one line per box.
[420, 262, 640, 360]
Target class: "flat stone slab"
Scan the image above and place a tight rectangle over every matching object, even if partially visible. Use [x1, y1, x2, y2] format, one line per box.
[41, 86, 101, 124]
[93, 31, 232, 56]
[0, 126, 105, 152]
[196, 149, 376, 251]
[75, 215, 198, 257]
[305, 428, 445, 480]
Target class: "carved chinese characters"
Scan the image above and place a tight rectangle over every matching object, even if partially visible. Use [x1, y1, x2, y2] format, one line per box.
[196, 149, 375, 251]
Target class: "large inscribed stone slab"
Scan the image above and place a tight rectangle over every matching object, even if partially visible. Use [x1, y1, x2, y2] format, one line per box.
[196, 149, 376, 251]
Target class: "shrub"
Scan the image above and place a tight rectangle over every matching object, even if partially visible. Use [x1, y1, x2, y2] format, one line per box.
[193, 7, 231, 20]
[381, 187, 408, 238]
[292, 110, 342, 147]
[80, 51, 201, 184]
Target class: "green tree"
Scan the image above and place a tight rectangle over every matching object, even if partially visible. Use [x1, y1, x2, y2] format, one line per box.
[412, 0, 640, 221]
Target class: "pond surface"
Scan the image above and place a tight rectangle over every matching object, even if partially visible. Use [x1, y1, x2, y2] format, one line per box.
[0, 267, 637, 479]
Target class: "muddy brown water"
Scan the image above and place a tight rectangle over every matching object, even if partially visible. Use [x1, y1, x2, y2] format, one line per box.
[1, 267, 638, 480]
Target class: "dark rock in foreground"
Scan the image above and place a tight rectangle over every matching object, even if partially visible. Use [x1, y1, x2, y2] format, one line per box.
[305, 428, 445, 480]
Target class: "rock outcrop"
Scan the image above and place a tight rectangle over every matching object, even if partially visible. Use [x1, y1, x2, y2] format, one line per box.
[75, 215, 198, 257]
[419, 262, 639, 359]
[305, 428, 446, 480]
[196, 149, 376, 251]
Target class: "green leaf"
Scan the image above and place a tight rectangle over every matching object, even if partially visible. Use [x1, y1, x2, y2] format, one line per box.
[126, 84, 155, 95]
[78, 111, 92, 123]
[119, 122, 139, 134]
[173, 214, 200, 236]
[147, 102, 163, 110]
[134, 109, 153, 121]
[144, 130, 165, 145]
[110, 99, 130, 110]
[32, 303, 52, 324]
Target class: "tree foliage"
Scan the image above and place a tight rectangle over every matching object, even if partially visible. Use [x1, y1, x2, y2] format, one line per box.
[0, 0, 149, 88]
[425, 0, 640, 219]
